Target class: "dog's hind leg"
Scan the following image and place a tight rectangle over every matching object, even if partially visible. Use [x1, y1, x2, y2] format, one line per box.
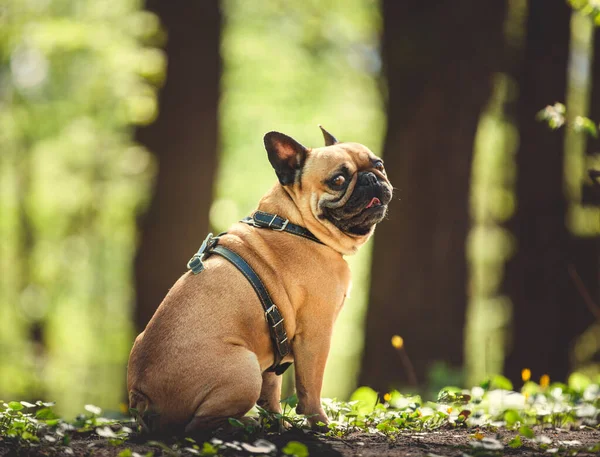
[257, 371, 283, 414]
[184, 348, 262, 435]
[257, 371, 285, 431]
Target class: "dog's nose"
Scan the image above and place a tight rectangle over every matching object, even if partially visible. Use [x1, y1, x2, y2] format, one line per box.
[359, 171, 378, 186]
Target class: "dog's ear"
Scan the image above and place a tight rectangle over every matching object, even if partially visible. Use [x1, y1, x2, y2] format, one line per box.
[264, 131, 308, 186]
[319, 125, 338, 146]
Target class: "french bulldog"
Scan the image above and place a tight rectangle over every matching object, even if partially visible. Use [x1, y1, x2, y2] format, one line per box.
[127, 126, 393, 434]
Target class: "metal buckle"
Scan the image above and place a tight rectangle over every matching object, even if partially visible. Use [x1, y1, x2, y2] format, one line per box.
[265, 304, 285, 327]
[242, 217, 260, 228]
[265, 304, 275, 322]
[187, 233, 218, 274]
[269, 214, 289, 231]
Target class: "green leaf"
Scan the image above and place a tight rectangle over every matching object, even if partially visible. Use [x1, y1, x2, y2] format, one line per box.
[281, 394, 298, 409]
[437, 386, 461, 401]
[504, 409, 521, 427]
[491, 374, 513, 391]
[509, 435, 523, 448]
[118, 449, 133, 457]
[282, 441, 309, 457]
[21, 431, 39, 442]
[200, 442, 218, 456]
[519, 425, 535, 439]
[349, 386, 378, 414]
[227, 417, 245, 428]
[568, 372, 591, 392]
[8, 402, 24, 411]
[521, 381, 541, 396]
[573, 116, 598, 138]
[36, 408, 57, 420]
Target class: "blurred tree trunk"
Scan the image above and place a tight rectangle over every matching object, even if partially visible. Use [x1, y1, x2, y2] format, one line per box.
[359, 1, 507, 391]
[134, 0, 221, 332]
[585, 27, 600, 309]
[503, 0, 589, 384]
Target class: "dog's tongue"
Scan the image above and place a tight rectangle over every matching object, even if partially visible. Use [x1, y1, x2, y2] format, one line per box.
[366, 197, 381, 209]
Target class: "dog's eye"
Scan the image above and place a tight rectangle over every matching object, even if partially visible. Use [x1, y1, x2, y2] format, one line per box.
[374, 161, 385, 171]
[329, 174, 346, 189]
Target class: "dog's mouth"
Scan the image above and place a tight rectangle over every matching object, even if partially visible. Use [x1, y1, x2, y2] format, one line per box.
[365, 197, 382, 209]
[320, 177, 392, 236]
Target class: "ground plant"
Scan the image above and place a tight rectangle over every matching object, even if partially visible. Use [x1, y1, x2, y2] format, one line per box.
[1, 373, 599, 457]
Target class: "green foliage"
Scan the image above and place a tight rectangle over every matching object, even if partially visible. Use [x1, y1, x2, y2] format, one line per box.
[568, 372, 592, 391]
[0, 0, 163, 415]
[537, 102, 600, 138]
[573, 115, 598, 137]
[489, 374, 513, 391]
[569, 0, 600, 23]
[348, 386, 378, 414]
[2, 377, 600, 455]
[282, 441, 309, 457]
[508, 434, 523, 448]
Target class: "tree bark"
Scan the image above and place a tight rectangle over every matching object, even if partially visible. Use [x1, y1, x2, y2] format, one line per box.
[134, 0, 221, 333]
[503, 0, 582, 384]
[359, 1, 507, 392]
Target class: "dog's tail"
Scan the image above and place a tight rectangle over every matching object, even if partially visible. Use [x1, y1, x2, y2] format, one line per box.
[129, 389, 159, 434]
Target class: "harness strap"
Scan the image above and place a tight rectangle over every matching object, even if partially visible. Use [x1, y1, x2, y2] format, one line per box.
[210, 245, 291, 374]
[187, 233, 292, 375]
[186, 212, 322, 375]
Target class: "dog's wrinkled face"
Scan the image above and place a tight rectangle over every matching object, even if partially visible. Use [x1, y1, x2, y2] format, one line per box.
[264, 127, 392, 253]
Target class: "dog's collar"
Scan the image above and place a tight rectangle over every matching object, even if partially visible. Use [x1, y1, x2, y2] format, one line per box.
[241, 210, 323, 245]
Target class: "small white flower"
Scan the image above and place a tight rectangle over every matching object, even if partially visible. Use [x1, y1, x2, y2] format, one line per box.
[240, 440, 276, 454]
[471, 386, 485, 399]
[535, 435, 552, 444]
[470, 437, 503, 450]
[575, 404, 597, 418]
[558, 440, 582, 447]
[583, 384, 599, 402]
[95, 426, 117, 438]
[486, 390, 526, 414]
[84, 404, 102, 415]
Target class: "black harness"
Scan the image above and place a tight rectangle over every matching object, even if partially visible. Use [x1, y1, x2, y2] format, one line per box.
[186, 211, 323, 375]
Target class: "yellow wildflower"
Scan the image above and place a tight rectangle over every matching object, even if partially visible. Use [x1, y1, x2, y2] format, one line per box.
[540, 374, 550, 388]
[383, 393, 391, 402]
[521, 368, 531, 382]
[391, 335, 404, 349]
[119, 403, 129, 414]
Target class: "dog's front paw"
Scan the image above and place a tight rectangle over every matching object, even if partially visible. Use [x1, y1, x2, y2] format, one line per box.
[310, 419, 329, 433]
[301, 408, 329, 432]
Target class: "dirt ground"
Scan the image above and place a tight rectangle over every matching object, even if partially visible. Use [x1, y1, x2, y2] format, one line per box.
[1, 427, 599, 457]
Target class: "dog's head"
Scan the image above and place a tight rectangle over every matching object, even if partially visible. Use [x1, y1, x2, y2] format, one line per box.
[264, 126, 393, 254]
